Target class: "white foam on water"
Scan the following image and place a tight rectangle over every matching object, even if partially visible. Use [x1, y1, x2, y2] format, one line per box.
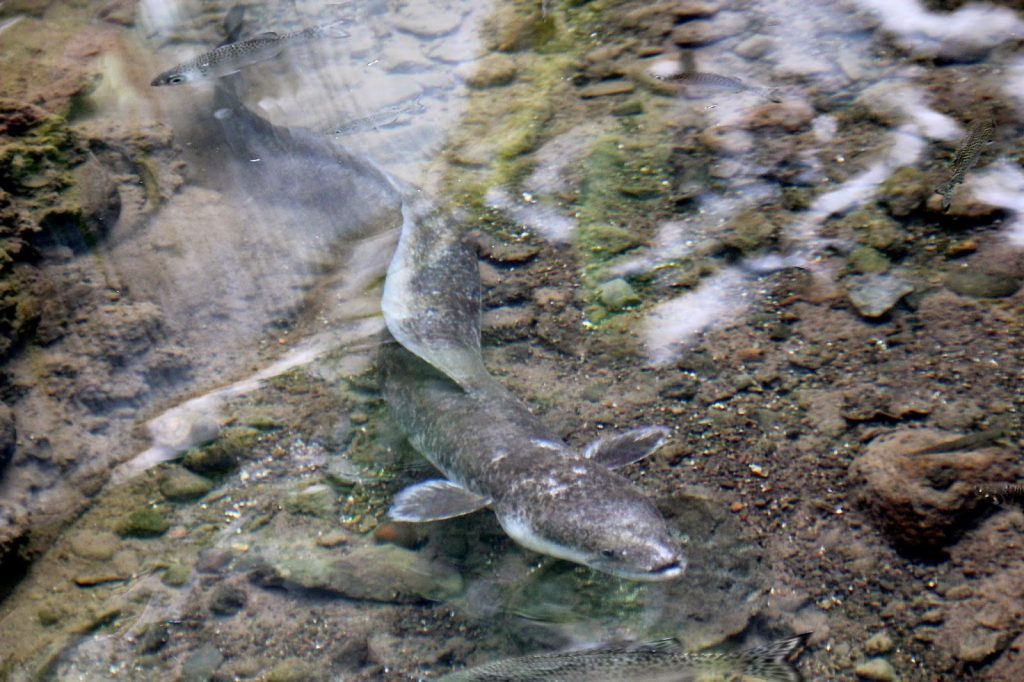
[969, 163, 1024, 248]
[643, 266, 751, 366]
[854, 0, 1024, 56]
[484, 188, 576, 243]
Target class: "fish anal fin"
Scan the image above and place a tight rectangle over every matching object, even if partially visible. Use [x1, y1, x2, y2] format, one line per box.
[583, 426, 670, 468]
[388, 479, 490, 522]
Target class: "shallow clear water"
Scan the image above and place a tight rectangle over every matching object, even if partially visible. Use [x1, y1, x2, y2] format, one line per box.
[1, 0, 1023, 680]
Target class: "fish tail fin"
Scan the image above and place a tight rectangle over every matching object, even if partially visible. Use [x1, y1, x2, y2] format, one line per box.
[739, 633, 811, 682]
[223, 5, 247, 43]
[309, 17, 351, 39]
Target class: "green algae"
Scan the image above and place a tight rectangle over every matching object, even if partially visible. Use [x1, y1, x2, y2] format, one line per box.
[118, 508, 170, 538]
[182, 426, 262, 475]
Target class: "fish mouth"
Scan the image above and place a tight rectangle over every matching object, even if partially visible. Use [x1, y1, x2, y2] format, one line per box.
[603, 557, 687, 582]
[649, 559, 686, 580]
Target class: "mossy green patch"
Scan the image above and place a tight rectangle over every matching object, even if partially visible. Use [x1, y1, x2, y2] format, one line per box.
[118, 509, 170, 538]
[161, 563, 191, 587]
[849, 246, 891, 274]
[182, 426, 261, 474]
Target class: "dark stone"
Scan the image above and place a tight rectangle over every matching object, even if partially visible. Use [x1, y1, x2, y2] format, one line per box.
[209, 583, 248, 616]
[0, 403, 15, 476]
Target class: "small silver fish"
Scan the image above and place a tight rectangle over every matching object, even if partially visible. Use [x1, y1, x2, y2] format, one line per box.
[333, 98, 427, 136]
[936, 118, 994, 212]
[436, 633, 811, 682]
[653, 70, 781, 103]
[151, 19, 349, 86]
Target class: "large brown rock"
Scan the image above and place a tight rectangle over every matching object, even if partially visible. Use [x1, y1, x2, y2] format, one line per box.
[848, 428, 1022, 553]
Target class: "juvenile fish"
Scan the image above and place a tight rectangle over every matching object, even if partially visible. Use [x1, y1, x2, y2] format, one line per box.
[936, 118, 993, 211]
[333, 98, 426, 136]
[437, 632, 811, 682]
[654, 70, 781, 103]
[151, 19, 349, 86]
[909, 429, 1008, 456]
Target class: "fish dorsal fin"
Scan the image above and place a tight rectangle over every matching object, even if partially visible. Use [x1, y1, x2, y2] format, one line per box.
[388, 479, 491, 522]
[583, 426, 670, 468]
[250, 31, 279, 40]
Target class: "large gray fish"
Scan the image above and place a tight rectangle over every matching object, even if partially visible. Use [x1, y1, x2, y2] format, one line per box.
[380, 202, 491, 393]
[379, 116, 683, 579]
[936, 118, 994, 211]
[436, 632, 811, 681]
[380, 344, 684, 581]
[151, 18, 349, 86]
[185, 6, 404, 237]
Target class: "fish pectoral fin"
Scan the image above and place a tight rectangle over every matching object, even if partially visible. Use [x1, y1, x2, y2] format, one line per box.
[388, 480, 491, 522]
[583, 426, 671, 468]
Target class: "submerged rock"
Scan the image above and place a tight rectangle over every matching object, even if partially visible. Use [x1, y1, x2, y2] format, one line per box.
[181, 643, 224, 682]
[117, 508, 170, 538]
[68, 529, 119, 561]
[209, 583, 248, 616]
[846, 273, 914, 318]
[854, 657, 898, 681]
[879, 166, 929, 217]
[269, 544, 463, 603]
[848, 428, 1022, 553]
[944, 267, 1020, 299]
[0, 404, 16, 475]
[158, 466, 214, 501]
[597, 278, 640, 311]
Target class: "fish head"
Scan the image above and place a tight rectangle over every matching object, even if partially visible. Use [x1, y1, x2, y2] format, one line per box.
[151, 68, 197, 87]
[498, 466, 686, 581]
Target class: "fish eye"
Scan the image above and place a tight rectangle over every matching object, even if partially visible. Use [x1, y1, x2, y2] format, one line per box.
[169, 76, 184, 84]
[600, 549, 616, 559]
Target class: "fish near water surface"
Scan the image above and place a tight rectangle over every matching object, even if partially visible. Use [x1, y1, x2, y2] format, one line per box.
[380, 343, 684, 581]
[936, 118, 993, 211]
[436, 632, 811, 682]
[656, 71, 781, 103]
[151, 19, 350, 86]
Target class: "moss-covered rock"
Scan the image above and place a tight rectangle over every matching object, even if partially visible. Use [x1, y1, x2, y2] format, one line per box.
[849, 246, 891, 274]
[597, 278, 641, 310]
[284, 483, 336, 517]
[162, 563, 191, 587]
[183, 426, 261, 474]
[117, 508, 170, 538]
[839, 207, 907, 254]
[879, 166, 929, 217]
[159, 466, 214, 501]
[944, 268, 1021, 299]
[583, 223, 641, 256]
[722, 210, 776, 254]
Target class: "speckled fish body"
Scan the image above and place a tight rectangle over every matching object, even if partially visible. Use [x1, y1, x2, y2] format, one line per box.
[937, 118, 993, 211]
[379, 175, 683, 580]
[333, 98, 427, 136]
[379, 344, 684, 581]
[653, 70, 780, 102]
[151, 20, 348, 86]
[437, 633, 811, 682]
